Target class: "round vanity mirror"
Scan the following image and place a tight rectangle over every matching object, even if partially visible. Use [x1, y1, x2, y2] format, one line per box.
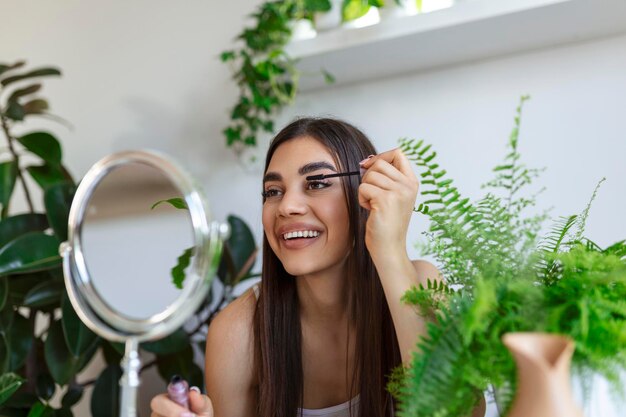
[60, 150, 229, 417]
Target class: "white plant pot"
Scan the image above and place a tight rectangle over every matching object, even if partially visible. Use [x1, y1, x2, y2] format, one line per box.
[289, 19, 317, 41]
[379, 0, 419, 20]
[315, 0, 343, 32]
[421, 0, 455, 13]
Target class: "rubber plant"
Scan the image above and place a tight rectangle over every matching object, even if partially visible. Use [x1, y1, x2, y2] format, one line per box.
[0, 61, 259, 417]
[388, 97, 626, 416]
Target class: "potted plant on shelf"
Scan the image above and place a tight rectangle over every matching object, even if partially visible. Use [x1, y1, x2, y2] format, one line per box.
[0, 60, 260, 416]
[389, 96, 626, 417]
[379, 0, 421, 20]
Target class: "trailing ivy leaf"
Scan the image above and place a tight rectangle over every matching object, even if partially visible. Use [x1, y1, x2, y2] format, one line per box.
[0, 373, 25, 407]
[0, 61, 26, 77]
[1, 68, 61, 87]
[35, 373, 55, 401]
[4, 101, 25, 121]
[304, 0, 332, 12]
[151, 198, 187, 211]
[17, 132, 62, 165]
[141, 327, 189, 355]
[23, 280, 63, 308]
[342, 0, 370, 22]
[90, 364, 121, 417]
[0, 161, 18, 217]
[170, 247, 193, 289]
[61, 385, 83, 408]
[0, 233, 61, 277]
[7, 84, 41, 103]
[0, 213, 49, 249]
[61, 294, 98, 357]
[322, 69, 335, 84]
[26, 164, 67, 190]
[7, 313, 33, 371]
[220, 51, 236, 62]
[44, 182, 75, 241]
[21, 99, 48, 116]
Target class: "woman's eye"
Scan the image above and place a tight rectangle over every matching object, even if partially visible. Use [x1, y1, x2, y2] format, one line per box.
[306, 181, 331, 190]
[262, 189, 282, 199]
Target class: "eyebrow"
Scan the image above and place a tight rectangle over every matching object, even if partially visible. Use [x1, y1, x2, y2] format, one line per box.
[263, 161, 337, 183]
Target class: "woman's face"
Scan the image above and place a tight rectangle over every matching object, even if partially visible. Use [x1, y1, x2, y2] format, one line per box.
[262, 136, 352, 277]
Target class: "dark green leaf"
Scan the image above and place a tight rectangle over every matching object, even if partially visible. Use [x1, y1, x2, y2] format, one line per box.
[322, 69, 335, 84]
[55, 408, 73, 417]
[0, 373, 25, 407]
[0, 233, 61, 277]
[60, 385, 83, 408]
[141, 327, 189, 355]
[17, 132, 62, 166]
[101, 341, 123, 366]
[62, 294, 98, 357]
[35, 373, 55, 401]
[4, 101, 25, 121]
[220, 51, 236, 62]
[1, 68, 61, 87]
[170, 247, 193, 289]
[7, 313, 33, 371]
[151, 198, 187, 211]
[7, 84, 41, 103]
[0, 214, 49, 248]
[217, 215, 257, 285]
[0, 277, 7, 311]
[44, 182, 75, 241]
[23, 280, 63, 308]
[26, 164, 67, 190]
[0, 161, 18, 215]
[90, 364, 121, 417]
[0, 332, 9, 374]
[156, 346, 204, 391]
[7, 271, 52, 305]
[44, 320, 98, 385]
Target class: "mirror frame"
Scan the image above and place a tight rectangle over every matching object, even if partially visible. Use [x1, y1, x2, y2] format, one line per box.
[61, 150, 227, 342]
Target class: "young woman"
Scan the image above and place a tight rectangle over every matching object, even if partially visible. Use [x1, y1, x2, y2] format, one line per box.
[151, 118, 454, 417]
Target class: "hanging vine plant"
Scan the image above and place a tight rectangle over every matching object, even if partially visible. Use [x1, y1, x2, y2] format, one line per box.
[220, 0, 345, 154]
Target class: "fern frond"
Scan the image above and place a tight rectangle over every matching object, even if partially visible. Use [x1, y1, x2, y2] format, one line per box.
[574, 178, 605, 241]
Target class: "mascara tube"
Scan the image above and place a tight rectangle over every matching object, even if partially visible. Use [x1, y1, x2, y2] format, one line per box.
[167, 375, 190, 410]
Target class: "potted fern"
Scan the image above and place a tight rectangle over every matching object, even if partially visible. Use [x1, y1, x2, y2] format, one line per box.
[390, 96, 626, 416]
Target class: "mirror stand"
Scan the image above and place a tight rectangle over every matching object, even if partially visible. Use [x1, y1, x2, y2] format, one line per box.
[120, 338, 141, 417]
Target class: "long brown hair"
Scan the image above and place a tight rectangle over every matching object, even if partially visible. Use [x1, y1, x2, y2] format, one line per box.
[253, 117, 401, 417]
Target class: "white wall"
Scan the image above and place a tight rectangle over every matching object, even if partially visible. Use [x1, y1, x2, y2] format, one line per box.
[2, 1, 625, 416]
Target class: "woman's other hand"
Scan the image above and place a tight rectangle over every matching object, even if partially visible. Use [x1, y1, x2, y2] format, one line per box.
[150, 388, 213, 417]
[358, 148, 419, 262]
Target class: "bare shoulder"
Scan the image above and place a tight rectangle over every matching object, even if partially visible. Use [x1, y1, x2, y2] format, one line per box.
[410, 259, 443, 284]
[205, 286, 258, 416]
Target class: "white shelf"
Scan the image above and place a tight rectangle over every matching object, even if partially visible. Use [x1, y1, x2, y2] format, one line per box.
[285, 0, 626, 91]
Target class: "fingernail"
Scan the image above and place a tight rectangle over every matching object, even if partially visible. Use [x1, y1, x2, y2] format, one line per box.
[360, 167, 367, 176]
[359, 155, 374, 165]
[181, 412, 196, 417]
[190, 386, 201, 393]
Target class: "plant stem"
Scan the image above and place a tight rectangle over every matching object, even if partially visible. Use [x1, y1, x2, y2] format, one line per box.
[0, 111, 35, 212]
[24, 310, 38, 393]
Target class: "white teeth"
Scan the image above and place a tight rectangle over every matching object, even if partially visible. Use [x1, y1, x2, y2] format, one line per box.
[283, 230, 320, 240]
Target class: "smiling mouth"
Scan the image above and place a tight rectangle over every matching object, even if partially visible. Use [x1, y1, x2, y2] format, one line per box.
[282, 230, 321, 240]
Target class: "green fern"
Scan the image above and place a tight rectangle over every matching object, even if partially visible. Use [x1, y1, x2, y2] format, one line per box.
[393, 97, 626, 417]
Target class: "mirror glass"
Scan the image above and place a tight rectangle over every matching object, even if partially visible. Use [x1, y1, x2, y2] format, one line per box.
[80, 162, 195, 320]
